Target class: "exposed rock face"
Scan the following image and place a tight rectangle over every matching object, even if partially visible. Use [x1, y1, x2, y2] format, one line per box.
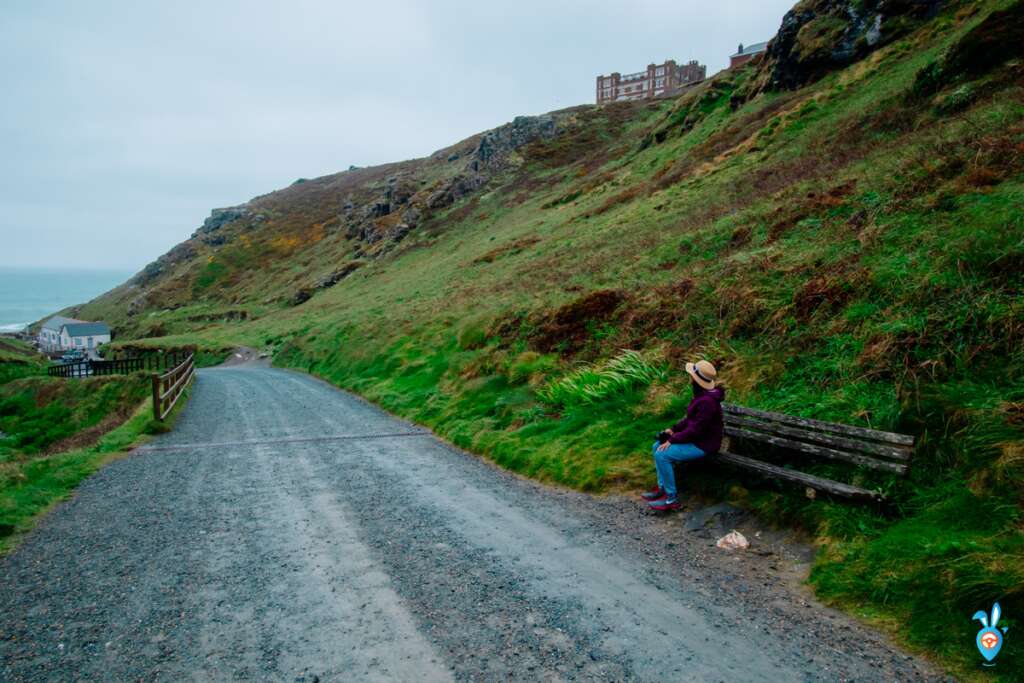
[342, 174, 426, 245]
[132, 242, 198, 287]
[426, 174, 487, 210]
[194, 206, 250, 236]
[471, 115, 557, 170]
[289, 261, 366, 306]
[339, 114, 562, 252]
[316, 261, 364, 289]
[289, 288, 313, 306]
[760, 0, 944, 91]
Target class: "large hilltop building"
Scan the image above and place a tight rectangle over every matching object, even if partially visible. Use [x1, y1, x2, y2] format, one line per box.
[596, 59, 706, 104]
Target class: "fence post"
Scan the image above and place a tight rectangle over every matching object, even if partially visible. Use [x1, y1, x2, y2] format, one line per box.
[152, 373, 161, 420]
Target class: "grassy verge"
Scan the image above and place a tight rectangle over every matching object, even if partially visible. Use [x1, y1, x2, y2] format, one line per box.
[0, 384, 192, 555]
[0, 375, 150, 456]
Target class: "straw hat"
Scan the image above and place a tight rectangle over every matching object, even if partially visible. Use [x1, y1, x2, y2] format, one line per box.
[686, 360, 717, 390]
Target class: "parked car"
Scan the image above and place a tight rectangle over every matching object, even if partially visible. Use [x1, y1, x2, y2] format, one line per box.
[61, 350, 85, 364]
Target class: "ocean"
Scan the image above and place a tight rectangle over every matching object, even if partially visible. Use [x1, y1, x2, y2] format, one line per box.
[0, 268, 133, 333]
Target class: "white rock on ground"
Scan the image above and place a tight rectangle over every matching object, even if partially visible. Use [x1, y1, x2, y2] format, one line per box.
[717, 530, 750, 550]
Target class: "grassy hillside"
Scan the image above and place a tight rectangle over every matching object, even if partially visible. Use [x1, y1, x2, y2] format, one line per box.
[73, 0, 1022, 677]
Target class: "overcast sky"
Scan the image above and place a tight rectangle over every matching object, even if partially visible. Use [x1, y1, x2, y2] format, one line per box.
[0, 0, 794, 272]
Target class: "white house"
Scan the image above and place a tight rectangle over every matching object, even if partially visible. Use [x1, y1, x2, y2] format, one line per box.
[59, 322, 111, 352]
[38, 315, 83, 352]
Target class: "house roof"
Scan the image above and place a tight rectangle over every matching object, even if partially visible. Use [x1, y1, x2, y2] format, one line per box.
[61, 322, 111, 337]
[42, 315, 83, 331]
[731, 41, 769, 58]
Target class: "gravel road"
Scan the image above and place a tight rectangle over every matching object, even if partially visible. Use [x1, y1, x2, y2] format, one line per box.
[0, 364, 947, 682]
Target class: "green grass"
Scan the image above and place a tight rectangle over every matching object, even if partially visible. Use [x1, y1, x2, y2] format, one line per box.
[0, 338, 47, 384]
[538, 349, 666, 407]
[62, 2, 1024, 678]
[0, 384, 192, 555]
[0, 367, 195, 554]
[0, 375, 150, 457]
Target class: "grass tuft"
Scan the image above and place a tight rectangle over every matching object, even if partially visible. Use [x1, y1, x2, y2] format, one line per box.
[539, 350, 667, 408]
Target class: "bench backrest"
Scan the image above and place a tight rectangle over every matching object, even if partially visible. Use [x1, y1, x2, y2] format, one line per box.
[722, 403, 915, 477]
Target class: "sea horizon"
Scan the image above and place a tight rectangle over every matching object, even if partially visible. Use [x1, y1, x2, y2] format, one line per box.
[0, 266, 134, 333]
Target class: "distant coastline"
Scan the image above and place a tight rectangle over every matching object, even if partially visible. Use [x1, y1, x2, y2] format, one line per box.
[0, 267, 132, 333]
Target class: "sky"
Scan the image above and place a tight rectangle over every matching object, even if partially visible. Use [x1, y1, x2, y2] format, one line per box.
[0, 0, 795, 273]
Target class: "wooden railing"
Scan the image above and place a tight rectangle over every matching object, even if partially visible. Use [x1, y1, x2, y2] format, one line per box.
[47, 351, 190, 379]
[152, 352, 195, 421]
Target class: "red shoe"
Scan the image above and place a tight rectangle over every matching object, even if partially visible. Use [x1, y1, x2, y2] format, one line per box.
[641, 486, 665, 501]
[648, 496, 682, 512]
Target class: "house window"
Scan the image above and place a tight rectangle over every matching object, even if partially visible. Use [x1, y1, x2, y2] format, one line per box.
[75, 338, 83, 346]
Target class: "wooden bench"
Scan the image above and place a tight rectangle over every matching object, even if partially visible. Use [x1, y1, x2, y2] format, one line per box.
[713, 403, 915, 504]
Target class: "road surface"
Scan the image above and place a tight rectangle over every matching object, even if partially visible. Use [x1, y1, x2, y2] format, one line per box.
[0, 364, 944, 681]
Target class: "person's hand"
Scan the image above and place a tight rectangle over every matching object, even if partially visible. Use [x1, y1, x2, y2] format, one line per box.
[657, 440, 672, 452]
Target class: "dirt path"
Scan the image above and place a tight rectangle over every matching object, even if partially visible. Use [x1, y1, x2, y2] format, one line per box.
[0, 364, 946, 681]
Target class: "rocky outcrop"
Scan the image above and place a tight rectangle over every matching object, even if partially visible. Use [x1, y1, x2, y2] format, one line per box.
[132, 242, 198, 288]
[342, 174, 425, 244]
[756, 0, 944, 92]
[470, 115, 557, 170]
[289, 261, 365, 306]
[425, 174, 487, 210]
[189, 204, 270, 246]
[193, 206, 250, 236]
[337, 114, 561, 253]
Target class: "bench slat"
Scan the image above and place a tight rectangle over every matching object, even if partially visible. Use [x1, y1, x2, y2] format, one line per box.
[725, 413, 912, 461]
[716, 451, 886, 502]
[723, 403, 914, 447]
[725, 426, 909, 475]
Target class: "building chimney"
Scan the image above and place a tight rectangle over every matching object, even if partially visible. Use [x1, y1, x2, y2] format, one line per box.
[738, 43, 744, 54]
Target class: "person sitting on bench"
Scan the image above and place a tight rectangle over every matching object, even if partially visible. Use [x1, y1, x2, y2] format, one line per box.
[643, 360, 725, 511]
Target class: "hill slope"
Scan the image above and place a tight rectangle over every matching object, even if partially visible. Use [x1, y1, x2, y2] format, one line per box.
[72, 0, 1022, 677]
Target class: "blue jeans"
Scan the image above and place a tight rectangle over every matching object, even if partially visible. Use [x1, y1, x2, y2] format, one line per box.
[652, 441, 705, 497]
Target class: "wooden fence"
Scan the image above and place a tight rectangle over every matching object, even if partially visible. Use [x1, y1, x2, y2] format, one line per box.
[47, 351, 191, 379]
[152, 352, 196, 421]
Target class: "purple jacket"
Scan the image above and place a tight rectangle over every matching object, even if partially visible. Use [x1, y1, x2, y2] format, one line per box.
[668, 386, 726, 454]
